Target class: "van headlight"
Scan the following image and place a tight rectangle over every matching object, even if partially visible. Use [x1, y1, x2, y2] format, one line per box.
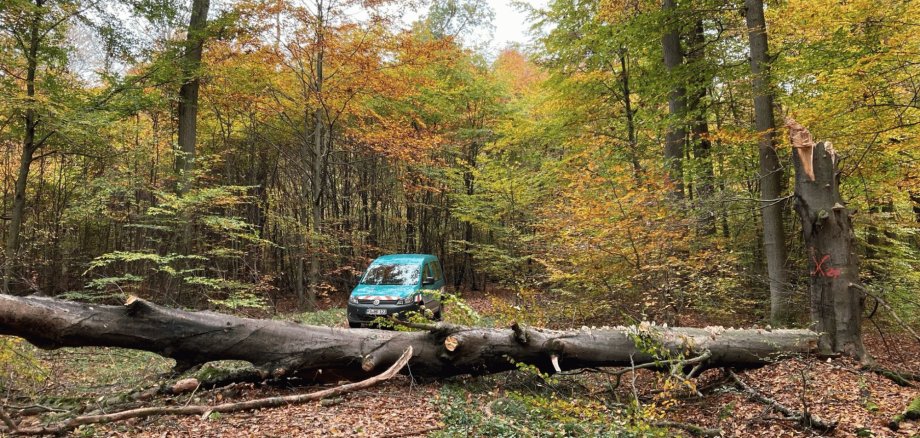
[348, 295, 358, 304]
[398, 294, 423, 305]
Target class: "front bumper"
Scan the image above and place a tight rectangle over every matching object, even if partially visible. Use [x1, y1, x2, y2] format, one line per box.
[347, 302, 423, 324]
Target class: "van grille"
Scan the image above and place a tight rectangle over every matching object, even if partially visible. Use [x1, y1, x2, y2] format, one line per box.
[356, 296, 400, 304]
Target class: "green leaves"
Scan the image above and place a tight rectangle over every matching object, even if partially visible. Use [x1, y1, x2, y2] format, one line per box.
[77, 184, 271, 309]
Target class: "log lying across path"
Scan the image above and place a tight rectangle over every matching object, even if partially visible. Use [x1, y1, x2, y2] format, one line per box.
[0, 294, 818, 378]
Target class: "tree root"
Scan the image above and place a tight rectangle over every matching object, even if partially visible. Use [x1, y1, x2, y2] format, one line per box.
[4, 347, 413, 436]
[889, 395, 920, 431]
[652, 420, 722, 437]
[728, 370, 836, 432]
[863, 364, 920, 387]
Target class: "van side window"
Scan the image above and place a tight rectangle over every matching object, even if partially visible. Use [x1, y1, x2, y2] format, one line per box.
[430, 262, 442, 281]
[422, 263, 431, 281]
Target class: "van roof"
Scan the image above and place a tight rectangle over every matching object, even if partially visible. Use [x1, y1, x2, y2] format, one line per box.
[370, 254, 437, 265]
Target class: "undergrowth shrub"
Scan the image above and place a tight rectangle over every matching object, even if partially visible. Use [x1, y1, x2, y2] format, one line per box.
[433, 372, 668, 438]
[70, 184, 273, 310]
[290, 308, 347, 327]
[0, 336, 46, 397]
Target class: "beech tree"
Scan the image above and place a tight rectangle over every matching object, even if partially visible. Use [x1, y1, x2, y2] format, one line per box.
[175, 0, 212, 192]
[660, 0, 685, 199]
[788, 119, 865, 358]
[0, 293, 820, 377]
[744, 0, 790, 326]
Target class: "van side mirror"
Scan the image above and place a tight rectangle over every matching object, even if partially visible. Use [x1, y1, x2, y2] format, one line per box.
[422, 276, 435, 285]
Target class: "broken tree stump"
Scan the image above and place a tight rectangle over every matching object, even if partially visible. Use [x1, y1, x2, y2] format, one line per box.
[788, 118, 866, 359]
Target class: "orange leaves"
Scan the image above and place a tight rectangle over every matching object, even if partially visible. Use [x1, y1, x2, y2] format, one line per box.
[493, 49, 546, 97]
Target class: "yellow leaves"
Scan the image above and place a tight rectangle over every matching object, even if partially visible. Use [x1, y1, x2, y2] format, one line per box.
[0, 336, 46, 388]
[709, 127, 758, 147]
[597, 0, 649, 24]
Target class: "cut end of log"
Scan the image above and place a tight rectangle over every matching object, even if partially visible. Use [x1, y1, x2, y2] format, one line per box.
[125, 295, 139, 306]
[444, 335, 459, 352]
[171, 378, 199, 394]
[362, 355, 376, 372]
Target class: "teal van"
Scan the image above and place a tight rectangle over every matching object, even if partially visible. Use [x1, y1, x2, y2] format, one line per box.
[347, 254, 445, 328]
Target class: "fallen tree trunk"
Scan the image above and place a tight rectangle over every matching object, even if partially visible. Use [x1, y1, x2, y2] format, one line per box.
[0, 294, 818, 378]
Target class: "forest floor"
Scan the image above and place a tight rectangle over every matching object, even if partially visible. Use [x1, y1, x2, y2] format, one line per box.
[3, 290, 920, 437]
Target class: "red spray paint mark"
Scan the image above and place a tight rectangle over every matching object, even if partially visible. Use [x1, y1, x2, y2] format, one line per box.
[812, 253, 842, 278]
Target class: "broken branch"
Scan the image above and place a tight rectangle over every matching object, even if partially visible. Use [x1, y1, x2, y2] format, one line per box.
[729, 370, 836, 432]
[9, 346, 413, 436]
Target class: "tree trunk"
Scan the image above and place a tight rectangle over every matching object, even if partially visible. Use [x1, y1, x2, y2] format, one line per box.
[688, 20, 716, 236]
[910, 191, 920, 223]
[744, 0, 791, 326]
[175, 0, 211, 192]
[618, 48, 642, 184]
[4, 1, 42, 295]
[788, 119, 865, 359]
[305, 0, 327, 312]
[0, 294, 819, 378]
[661, 0, 686, 199]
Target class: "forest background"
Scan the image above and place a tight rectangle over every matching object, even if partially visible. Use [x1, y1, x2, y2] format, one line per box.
[1, 0, 918, 332]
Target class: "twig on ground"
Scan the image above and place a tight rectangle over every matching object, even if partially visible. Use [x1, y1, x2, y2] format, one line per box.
[381, 425, 442, 438]
[9, 347, 414, 436]
[184, 381, 202, 407]
[652, 420, 722, 437]
[3, 404, 69, 415]
[728, 370, 836, 432]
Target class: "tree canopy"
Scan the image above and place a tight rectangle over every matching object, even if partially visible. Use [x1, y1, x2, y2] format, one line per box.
[0, 0, 917, 330]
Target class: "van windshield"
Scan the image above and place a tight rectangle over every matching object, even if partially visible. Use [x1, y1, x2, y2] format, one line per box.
[361, 264, 420, 286]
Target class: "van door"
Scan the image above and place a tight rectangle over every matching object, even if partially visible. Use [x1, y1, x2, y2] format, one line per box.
[424, 260, 444, 313]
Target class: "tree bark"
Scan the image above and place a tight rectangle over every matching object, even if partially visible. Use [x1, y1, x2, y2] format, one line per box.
[4, 0, 43, 295]
[304, 0, 327, 311]
[688, 20, 716, 236]
[175, 0, 211, 192]
[661, 0, 686, 199]
[0, 294, 820, 378]
[788, 119, 865, 359]
[618, 48, 643, 184]
[744, 0, 791, 326]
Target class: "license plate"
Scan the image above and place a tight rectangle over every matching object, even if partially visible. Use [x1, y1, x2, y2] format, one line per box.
[366, 308, 387, 316]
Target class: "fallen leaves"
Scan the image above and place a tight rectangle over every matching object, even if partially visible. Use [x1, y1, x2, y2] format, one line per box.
[95, 377, 442, 438]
